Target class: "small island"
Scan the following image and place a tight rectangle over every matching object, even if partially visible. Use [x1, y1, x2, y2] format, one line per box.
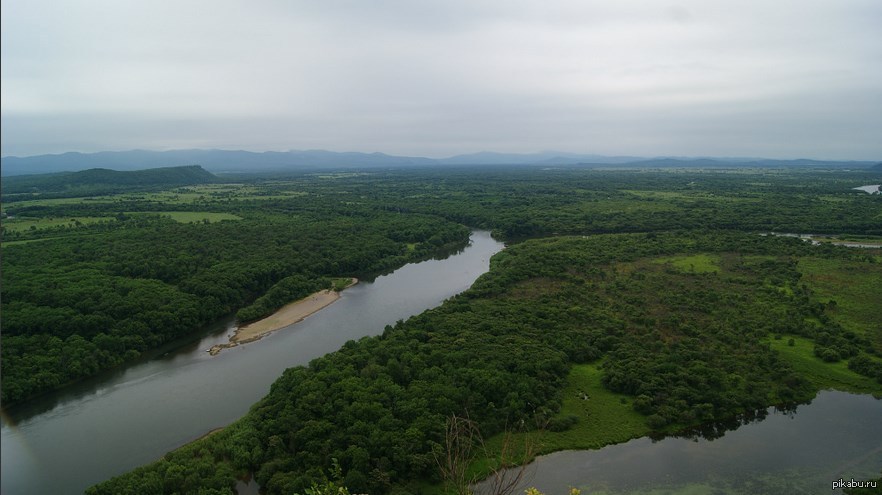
[208, 278, 358, 356]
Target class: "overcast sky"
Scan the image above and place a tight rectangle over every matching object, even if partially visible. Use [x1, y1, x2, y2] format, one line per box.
[2, 1, 880, 160]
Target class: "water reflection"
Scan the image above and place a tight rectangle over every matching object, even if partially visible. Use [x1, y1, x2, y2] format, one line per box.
[655, 401, 801, 443]
[478, 391, 882, 495]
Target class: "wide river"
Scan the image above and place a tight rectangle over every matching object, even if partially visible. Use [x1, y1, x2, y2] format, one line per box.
[1, 231, 505, 495]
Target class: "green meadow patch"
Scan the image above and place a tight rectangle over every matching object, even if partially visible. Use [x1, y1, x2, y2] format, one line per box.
[454, 364, 652, 494]
[1, 184, 310, 214]
[798, 257, 882, 350]
[130, 211, 242, 223]
[0, 195, 120, 214]
[1, 216, 113, 232]
[476, 364, 649, 468]
[770, 336, 881, 394]
[1, 237, 57, 247]
[539, 364, 652, 451]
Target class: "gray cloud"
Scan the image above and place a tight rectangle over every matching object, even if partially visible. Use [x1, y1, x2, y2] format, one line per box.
[2, 0, 880, 159]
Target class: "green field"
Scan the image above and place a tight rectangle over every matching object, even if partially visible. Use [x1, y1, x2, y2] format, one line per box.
[2, 216, 113, 232]
[129, 211, 242, 223]
[441, 363, 652, 495]
[540, 364, 652, 450]
[0, 237, 58, 247]
[770, 336, 881, 394]
[1, 211, 241, 244]
[0, 196, 117, 214]
[1, 183, 309, 214]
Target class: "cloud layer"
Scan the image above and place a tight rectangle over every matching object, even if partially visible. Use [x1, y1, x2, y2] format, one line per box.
[2, 0, 881, 159]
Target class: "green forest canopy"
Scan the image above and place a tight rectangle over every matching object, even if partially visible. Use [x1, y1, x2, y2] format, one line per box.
[87, 230, 882, 495]
[1, 165, 880, 493]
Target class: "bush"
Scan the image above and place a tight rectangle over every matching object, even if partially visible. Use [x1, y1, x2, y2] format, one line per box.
[546, 415, 579, 432]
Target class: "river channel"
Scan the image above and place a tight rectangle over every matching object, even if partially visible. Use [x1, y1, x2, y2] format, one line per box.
[1, 231, 504, 495]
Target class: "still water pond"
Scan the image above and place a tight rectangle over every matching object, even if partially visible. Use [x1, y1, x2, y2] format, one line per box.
[1, 231, 504, 495]
[479, 391, 882, 495]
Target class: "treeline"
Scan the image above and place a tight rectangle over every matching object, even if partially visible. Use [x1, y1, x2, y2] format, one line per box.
[1, 208, 469, 403]
[89, 231, 879, 494]
[1, 165, 217, 198]
[7, 169, 881, 242]
[371, 169, 882, 239]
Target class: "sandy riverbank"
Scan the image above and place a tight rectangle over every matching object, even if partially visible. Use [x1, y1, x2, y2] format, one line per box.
[208, 278, 357, 356]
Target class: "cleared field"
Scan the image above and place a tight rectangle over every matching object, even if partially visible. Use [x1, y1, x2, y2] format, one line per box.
[1, 237, 56, 247]
[1, 212, 240, 247]
[128, 211, 242, 223]
[0, 196, 121, 213]
[2, 216, 113, 232]
[1, 183, 309, 213]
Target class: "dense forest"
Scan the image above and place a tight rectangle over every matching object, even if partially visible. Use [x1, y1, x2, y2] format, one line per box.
[87, 231, 881, 495]
[2, 165, 880, 493]
[2, 199, 469, 403]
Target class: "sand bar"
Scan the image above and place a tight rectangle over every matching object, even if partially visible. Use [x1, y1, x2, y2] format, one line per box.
[209, 278, 357, 356]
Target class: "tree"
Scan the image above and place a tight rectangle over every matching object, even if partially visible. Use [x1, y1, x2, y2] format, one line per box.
[434, 414, 541, 495]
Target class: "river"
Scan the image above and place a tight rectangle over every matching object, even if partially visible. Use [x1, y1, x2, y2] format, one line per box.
[477, 391, 882, 495]
[0, 231, 505, 495]
[853, 184, 880, 194]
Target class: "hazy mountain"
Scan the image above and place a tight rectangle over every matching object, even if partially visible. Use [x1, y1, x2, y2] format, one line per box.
[1, 149, 877, 176]
[437, 151, 643, 165]
[0, 149, 436, 176]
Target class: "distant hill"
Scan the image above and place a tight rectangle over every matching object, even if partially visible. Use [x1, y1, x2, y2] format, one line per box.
[436, 151, 644, 165]
[0, 149, 436, 176]
[1, 165, 217, 197]
[1, 149, 876, 176]
[619, 157, 882, 169]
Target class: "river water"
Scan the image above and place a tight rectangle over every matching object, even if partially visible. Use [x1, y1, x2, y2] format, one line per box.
[853, 184, 880, 194]
[1, 231, 504, 495]
[477, 391, 882, 495]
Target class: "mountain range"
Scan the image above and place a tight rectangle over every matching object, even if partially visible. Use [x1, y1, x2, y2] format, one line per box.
[1, 149, 878, 176]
